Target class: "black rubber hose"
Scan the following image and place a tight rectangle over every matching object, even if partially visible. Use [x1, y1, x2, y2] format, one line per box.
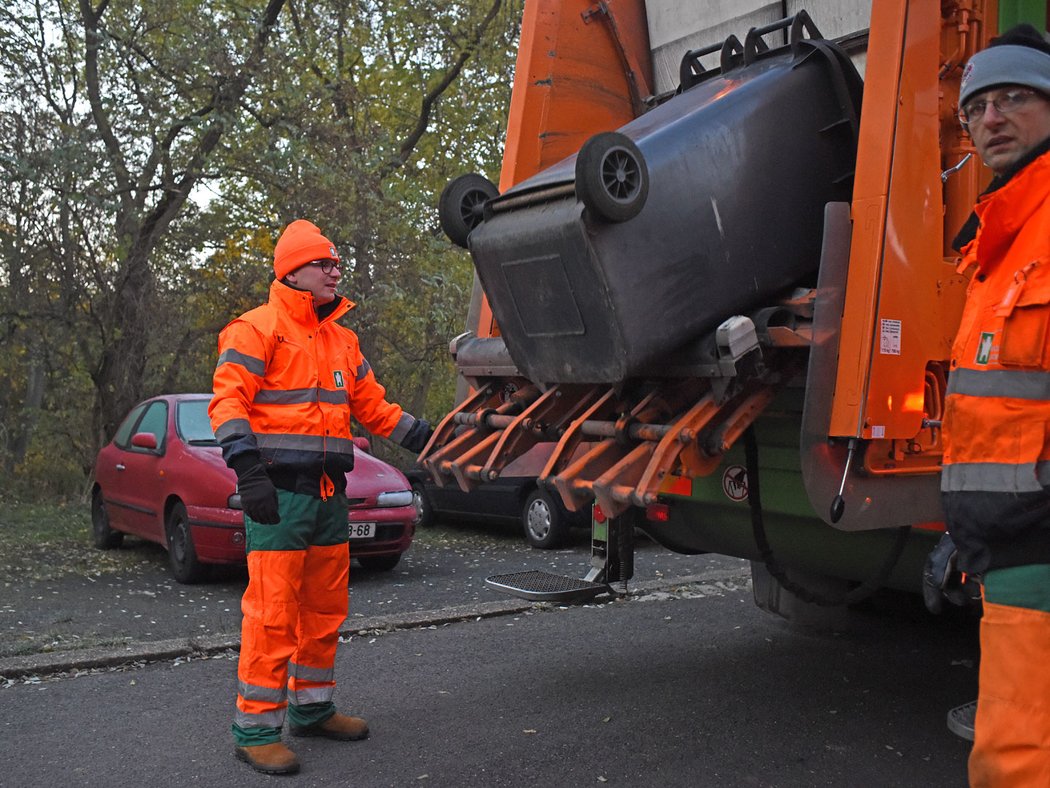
[744, 426, 910, 607]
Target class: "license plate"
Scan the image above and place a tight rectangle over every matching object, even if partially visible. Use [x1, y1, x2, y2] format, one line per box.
[348, 522, 376, 540]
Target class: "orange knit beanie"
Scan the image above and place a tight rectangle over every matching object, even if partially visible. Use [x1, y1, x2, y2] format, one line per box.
[273, 219, 339, 279]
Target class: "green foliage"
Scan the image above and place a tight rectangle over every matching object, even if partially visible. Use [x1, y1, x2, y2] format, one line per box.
[0, 0, 519, 501]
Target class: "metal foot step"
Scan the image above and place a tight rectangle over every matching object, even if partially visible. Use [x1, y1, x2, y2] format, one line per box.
[485, 570, 611, 604]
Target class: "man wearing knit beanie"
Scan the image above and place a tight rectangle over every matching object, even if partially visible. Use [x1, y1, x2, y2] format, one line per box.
[935, 23, 1050, 786]
[210, 219, 433, 775]
[957, 23, 1050, 178]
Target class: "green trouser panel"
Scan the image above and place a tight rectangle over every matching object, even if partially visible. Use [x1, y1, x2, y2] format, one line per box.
[232, 723, 282, 747]
[231, 704, 335, 744]
[234, 490, 349, 745]
[244, 490, 349, 551]
[287, 701, 337, 728]
[983, 564, 1050, 613]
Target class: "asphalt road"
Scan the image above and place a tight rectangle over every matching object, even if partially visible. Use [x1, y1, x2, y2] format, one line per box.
[0, 569, 977, 787]
[0, 520, 979, 787]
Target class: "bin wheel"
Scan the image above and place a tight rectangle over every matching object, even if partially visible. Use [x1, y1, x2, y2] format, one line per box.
[438, 173, 499, 248]
[575, 132, 649, 223]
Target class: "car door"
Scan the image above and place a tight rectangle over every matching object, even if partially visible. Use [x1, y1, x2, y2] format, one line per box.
[107, 400, 169, 541]
[97, 402, 147, 533]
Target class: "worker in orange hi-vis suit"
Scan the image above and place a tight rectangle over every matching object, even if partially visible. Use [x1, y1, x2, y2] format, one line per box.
[937, 24, 1050, 788]
[210, 219, 433, 776]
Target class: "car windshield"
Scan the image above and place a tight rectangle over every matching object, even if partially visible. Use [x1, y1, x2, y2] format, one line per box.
[177, 399, 218, 446]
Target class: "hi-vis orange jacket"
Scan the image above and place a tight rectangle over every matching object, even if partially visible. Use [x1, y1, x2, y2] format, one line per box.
[209, 280, 415, 484]
[941, 148, 1050, 575]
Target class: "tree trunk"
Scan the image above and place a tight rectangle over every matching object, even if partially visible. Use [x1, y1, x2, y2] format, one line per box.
[8, 340, 46, 471]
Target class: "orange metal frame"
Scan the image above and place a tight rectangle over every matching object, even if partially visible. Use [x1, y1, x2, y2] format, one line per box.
[828, 0, 996, 468]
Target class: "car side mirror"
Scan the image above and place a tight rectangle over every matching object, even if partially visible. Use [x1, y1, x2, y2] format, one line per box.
[353, 436, 372, 453]
[131, 432, 159, 450]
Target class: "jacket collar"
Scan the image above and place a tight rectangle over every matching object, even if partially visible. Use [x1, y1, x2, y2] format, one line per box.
[267, 279, 355, 326]
[953, 137, 1050, 251]
[970, 147, 1050, 272]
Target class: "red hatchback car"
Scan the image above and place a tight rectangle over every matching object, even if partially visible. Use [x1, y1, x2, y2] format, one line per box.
[92, 393, 416, 583]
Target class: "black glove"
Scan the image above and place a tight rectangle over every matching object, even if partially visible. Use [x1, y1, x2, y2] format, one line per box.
[233, 460, 281, 524]
[399, 418, 434, 454]
[922, 533, 980, 613]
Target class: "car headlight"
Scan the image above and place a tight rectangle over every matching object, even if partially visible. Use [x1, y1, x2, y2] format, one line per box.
[376, 490, 413, 507]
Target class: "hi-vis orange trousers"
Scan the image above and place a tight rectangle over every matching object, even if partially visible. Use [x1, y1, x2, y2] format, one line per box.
[970, 564, 1050, 787]
[233, 489, 350, 747]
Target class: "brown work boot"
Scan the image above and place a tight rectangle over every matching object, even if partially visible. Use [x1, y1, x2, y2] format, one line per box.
[290, 712, 369, 741]
[234, 741, 300, 775]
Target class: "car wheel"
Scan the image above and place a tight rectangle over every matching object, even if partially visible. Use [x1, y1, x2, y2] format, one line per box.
[411, 481, 435, 529]
[167, 501, 207, 584]
[357, 554, 401, 572]
[91, 490, 124, 549]
[574, 131, 649, 223]
[438, 173, 499, 248]
[522, 488, 571, 550]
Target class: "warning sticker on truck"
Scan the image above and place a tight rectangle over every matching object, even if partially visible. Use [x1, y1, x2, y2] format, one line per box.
[722, 465, 749, 502]
[880, 319, 901, 355]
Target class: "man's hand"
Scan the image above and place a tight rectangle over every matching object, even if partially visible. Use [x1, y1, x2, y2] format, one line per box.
[399, 418, 434, 454]
[236, 464, 281, 524]
[922, 533, 980, 613]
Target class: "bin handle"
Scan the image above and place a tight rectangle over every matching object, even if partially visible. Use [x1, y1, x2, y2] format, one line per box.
[678, 40, 725, 91]
[742, 28, 771, 66]
[719, 35, 744, 74]
[742, 10, 824, 65]
[679, 10, 824, 89]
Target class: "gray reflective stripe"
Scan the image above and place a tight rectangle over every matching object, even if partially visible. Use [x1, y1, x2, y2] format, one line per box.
[254, 388, 347, 405]
[355, 358, 371, 381]
[1039, 461, 1050, 487]
[389, 412, 415, 444]
[289, 685, 335, 706]
[941, 462, 1044, 493]
[238, 680, 287, 704]
[217, 348, 266, 377]
[290, 661, 335, 683]
[234, 708, 286, 729]
[255, 434, 356, 454]
[215, 419, 252, 441]
[947, 368, 1050, 400]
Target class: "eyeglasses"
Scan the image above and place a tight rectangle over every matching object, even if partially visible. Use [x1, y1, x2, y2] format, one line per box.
[958, 88, 1044, 128]
[306, 259, 341, 274]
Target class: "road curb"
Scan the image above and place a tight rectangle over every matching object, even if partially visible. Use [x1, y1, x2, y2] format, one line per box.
[0, 569, 749, 680]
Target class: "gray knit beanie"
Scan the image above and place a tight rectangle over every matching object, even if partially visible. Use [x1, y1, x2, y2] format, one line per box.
[959, 24, 1050, 109]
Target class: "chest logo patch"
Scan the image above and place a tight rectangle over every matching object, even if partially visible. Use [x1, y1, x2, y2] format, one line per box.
[333, 371, 345, 388]
[975, 332, 995, 365]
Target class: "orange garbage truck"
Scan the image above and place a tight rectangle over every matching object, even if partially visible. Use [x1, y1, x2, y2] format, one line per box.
[421, 0, 1049, 618]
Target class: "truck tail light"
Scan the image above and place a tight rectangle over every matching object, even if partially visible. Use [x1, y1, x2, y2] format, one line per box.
[646, 502, 670, 522]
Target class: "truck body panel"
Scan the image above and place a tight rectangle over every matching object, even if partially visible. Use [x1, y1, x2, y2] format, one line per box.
[424, 0, 1048, 597]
